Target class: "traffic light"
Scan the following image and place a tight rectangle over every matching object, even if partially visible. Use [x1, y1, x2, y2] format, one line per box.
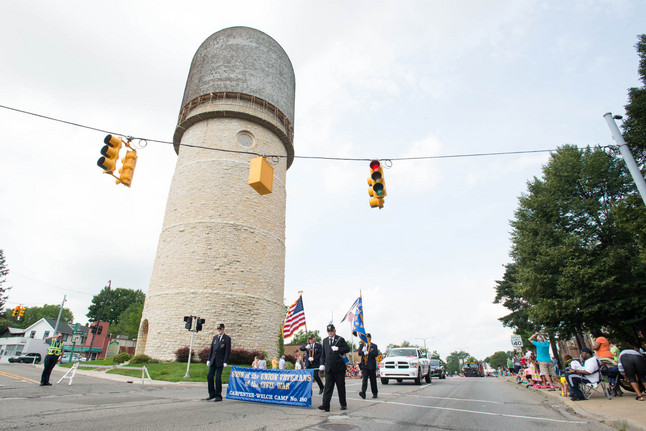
[12, 306, 20, 317]
[96, 325, 103, 335]
[18, 306, 25, 317]
[248, 156, 274, 195]
[116, 150, 138, 187]
[91, 326, 97, 334]
[196, 318, 205, 332]
[367, 160, 387, 209]
[97, 134, 123, 173]
[184, 316, 192, 330]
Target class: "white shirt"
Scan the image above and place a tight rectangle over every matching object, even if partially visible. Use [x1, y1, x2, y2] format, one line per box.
[295, 362, 302, 370]
[279, 358, 285, 369]
[581, 357, 600, 383]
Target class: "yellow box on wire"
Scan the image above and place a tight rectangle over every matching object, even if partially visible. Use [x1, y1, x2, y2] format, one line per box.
[248, 156, 274, 195]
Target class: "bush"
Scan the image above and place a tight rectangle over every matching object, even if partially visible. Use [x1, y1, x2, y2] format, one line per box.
[284, 353, 297, 365]
[198, 346, 210, 363]
[228, 348, 261, 365]
[174, 346, 198, 362]
[129, 354, 152, 364]
[113, 353, 133, 364]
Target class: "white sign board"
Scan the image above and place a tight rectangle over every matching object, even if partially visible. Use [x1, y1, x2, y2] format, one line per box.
[510, 335, 523, 347]
[71, 335, 82, 344]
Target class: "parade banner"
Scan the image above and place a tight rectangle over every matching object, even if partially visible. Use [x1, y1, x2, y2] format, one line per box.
[226, 367, 314, 407]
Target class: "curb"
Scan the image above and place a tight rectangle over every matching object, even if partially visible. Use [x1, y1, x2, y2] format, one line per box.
[505, 377, 644, 431]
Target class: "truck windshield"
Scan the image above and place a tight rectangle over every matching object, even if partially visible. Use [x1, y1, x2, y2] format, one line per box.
[387, 349, 417, 357]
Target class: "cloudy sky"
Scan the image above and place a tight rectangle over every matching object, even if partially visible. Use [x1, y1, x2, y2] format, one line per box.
[1, 1, 644, 360]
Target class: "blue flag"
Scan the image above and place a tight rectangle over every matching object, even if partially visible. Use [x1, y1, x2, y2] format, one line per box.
[352, 296, 368, 343]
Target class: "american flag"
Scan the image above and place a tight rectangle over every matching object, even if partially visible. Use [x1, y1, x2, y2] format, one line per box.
[283, 296, 306, 338]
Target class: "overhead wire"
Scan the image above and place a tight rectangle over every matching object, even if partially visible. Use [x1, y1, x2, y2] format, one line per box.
[0, 103, 560, 161]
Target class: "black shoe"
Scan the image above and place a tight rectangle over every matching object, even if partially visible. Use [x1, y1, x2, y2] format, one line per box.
[372, 394, 378, 399]
[359, 391, 366, 399]
[340, 405, 347, 410]
[203, 396, 216, 401]
[40, 383, 51, 386]
[318, 405, 330, 412]
[319, 388, 324, 395]
[213, 397, 223, 402]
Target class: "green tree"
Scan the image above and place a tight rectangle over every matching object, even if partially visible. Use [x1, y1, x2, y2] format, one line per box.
[486, 351, 510, 370]
[108, 302, 143, 338]
[622, 34, 646, 165]
[445, 350, 471, 375]
[499, 145, 646, 348]
[289, 329, 321, 344]
[87, 287, 145, 325]
[13, 304, 74, 329]
[0, 250, 10, 313]
[430, 350, 441, 360]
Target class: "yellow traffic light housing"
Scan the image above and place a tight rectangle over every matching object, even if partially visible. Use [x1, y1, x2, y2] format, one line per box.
[18, 306, 25, 317]
[117, 150, 138, 187]
[97, 135, 123, 173]
[12, 306, 20, 317]
[248, 156, 274, 195]
[368, 160, 386, 209]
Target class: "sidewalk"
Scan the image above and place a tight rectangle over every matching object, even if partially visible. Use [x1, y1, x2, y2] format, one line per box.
[65, 366, 207, 387]
[508, 377, 646, 431]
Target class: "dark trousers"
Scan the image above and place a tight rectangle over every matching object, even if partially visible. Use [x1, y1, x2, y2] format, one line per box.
[566, 372, 585, 399]
[207, 365, 224, 398]
[40, 354, 58, 384]
[361, 368, 378, 396]
[312, 369, 324, 390]
[322, 369, 346, 407]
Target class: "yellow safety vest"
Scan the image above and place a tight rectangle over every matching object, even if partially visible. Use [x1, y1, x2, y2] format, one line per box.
[47, 340, 62, 356]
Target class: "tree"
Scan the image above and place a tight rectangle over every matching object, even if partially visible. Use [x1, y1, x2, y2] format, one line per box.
[108, 302, 143, 339]
[0, 250, 10, 313]
[429, 350, 441, 360]
[498, 145, 646, 348]
[445, 350, 471, 375]
[288, 329, 321, 344]
[13, 304, 74, 329]
[622, 34, 646, 166]
[86, 287, 145, 325]
[486, 351, 510, 370]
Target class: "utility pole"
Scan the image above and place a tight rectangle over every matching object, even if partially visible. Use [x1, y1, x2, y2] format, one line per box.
[416, 337, 433, 356]
[86, 281, 111, 360]
[603, 112, 646, 206]
[53, 295, 66, 335]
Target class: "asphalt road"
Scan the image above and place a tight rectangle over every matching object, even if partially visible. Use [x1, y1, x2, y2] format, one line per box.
[0, 364, 613, 430]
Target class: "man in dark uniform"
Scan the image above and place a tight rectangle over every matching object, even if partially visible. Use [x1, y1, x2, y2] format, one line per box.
[358, 333, 379, 399]
[318, 324, 350, 412]
[40, 332, 63, 386]
[205, 323, 231, 402]
[300, 334, 324, 394]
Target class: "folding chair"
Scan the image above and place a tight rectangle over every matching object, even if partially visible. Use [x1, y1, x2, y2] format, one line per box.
[581, 379, 611, 400]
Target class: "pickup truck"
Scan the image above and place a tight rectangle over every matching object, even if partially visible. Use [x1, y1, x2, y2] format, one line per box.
[378, 348, 431, 385]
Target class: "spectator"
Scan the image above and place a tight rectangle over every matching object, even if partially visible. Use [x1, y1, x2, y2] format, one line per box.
[507, 356, 513, 374]
[617, 349, 646, 401]
[252, 355, 259, 369]
[279, 355, 286, 370]
[295, 356, 303, 370]
[590, 328, 614, 360]
[529, 332, 557, 390]
[512, 352, 522, 375]
[257, 354, 267, 369]
[565, 347, 600, 401]
[272, 356, 279, 369]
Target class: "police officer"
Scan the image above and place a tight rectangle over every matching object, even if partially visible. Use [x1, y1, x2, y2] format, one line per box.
[300, 334, 324, 394]
[205, 323, 231, 402]
[40, 332, 63, 386]
[318, 324, 350, 412]
[358, 333, 379, 399]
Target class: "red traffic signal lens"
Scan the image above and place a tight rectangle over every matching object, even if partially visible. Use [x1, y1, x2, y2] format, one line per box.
[370, 160, 381, 171]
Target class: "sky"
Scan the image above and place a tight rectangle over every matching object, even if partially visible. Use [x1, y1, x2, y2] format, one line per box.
[0, 1, 644, 361]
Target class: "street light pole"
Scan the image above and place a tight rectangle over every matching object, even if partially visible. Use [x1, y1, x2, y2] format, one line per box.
[416, 337, 433, 355]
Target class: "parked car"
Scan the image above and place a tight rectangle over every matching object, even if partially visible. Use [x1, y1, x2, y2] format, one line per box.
[60, 353, 88, 363]
[8, 353, 42, 364]
[429, 358, 446, 379]
[378, 347, 431, 385]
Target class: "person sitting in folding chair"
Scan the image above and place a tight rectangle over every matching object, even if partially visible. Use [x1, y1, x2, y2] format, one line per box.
[565, 348, 600, 401]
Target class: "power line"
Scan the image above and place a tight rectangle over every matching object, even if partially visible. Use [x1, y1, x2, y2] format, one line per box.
[0, 103, 559, 161]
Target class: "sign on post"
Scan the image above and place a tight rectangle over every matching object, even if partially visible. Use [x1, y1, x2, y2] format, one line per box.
[511, 335, 523, 348]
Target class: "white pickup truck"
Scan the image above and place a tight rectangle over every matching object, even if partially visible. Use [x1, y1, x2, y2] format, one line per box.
[378, 347, 432, 385]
